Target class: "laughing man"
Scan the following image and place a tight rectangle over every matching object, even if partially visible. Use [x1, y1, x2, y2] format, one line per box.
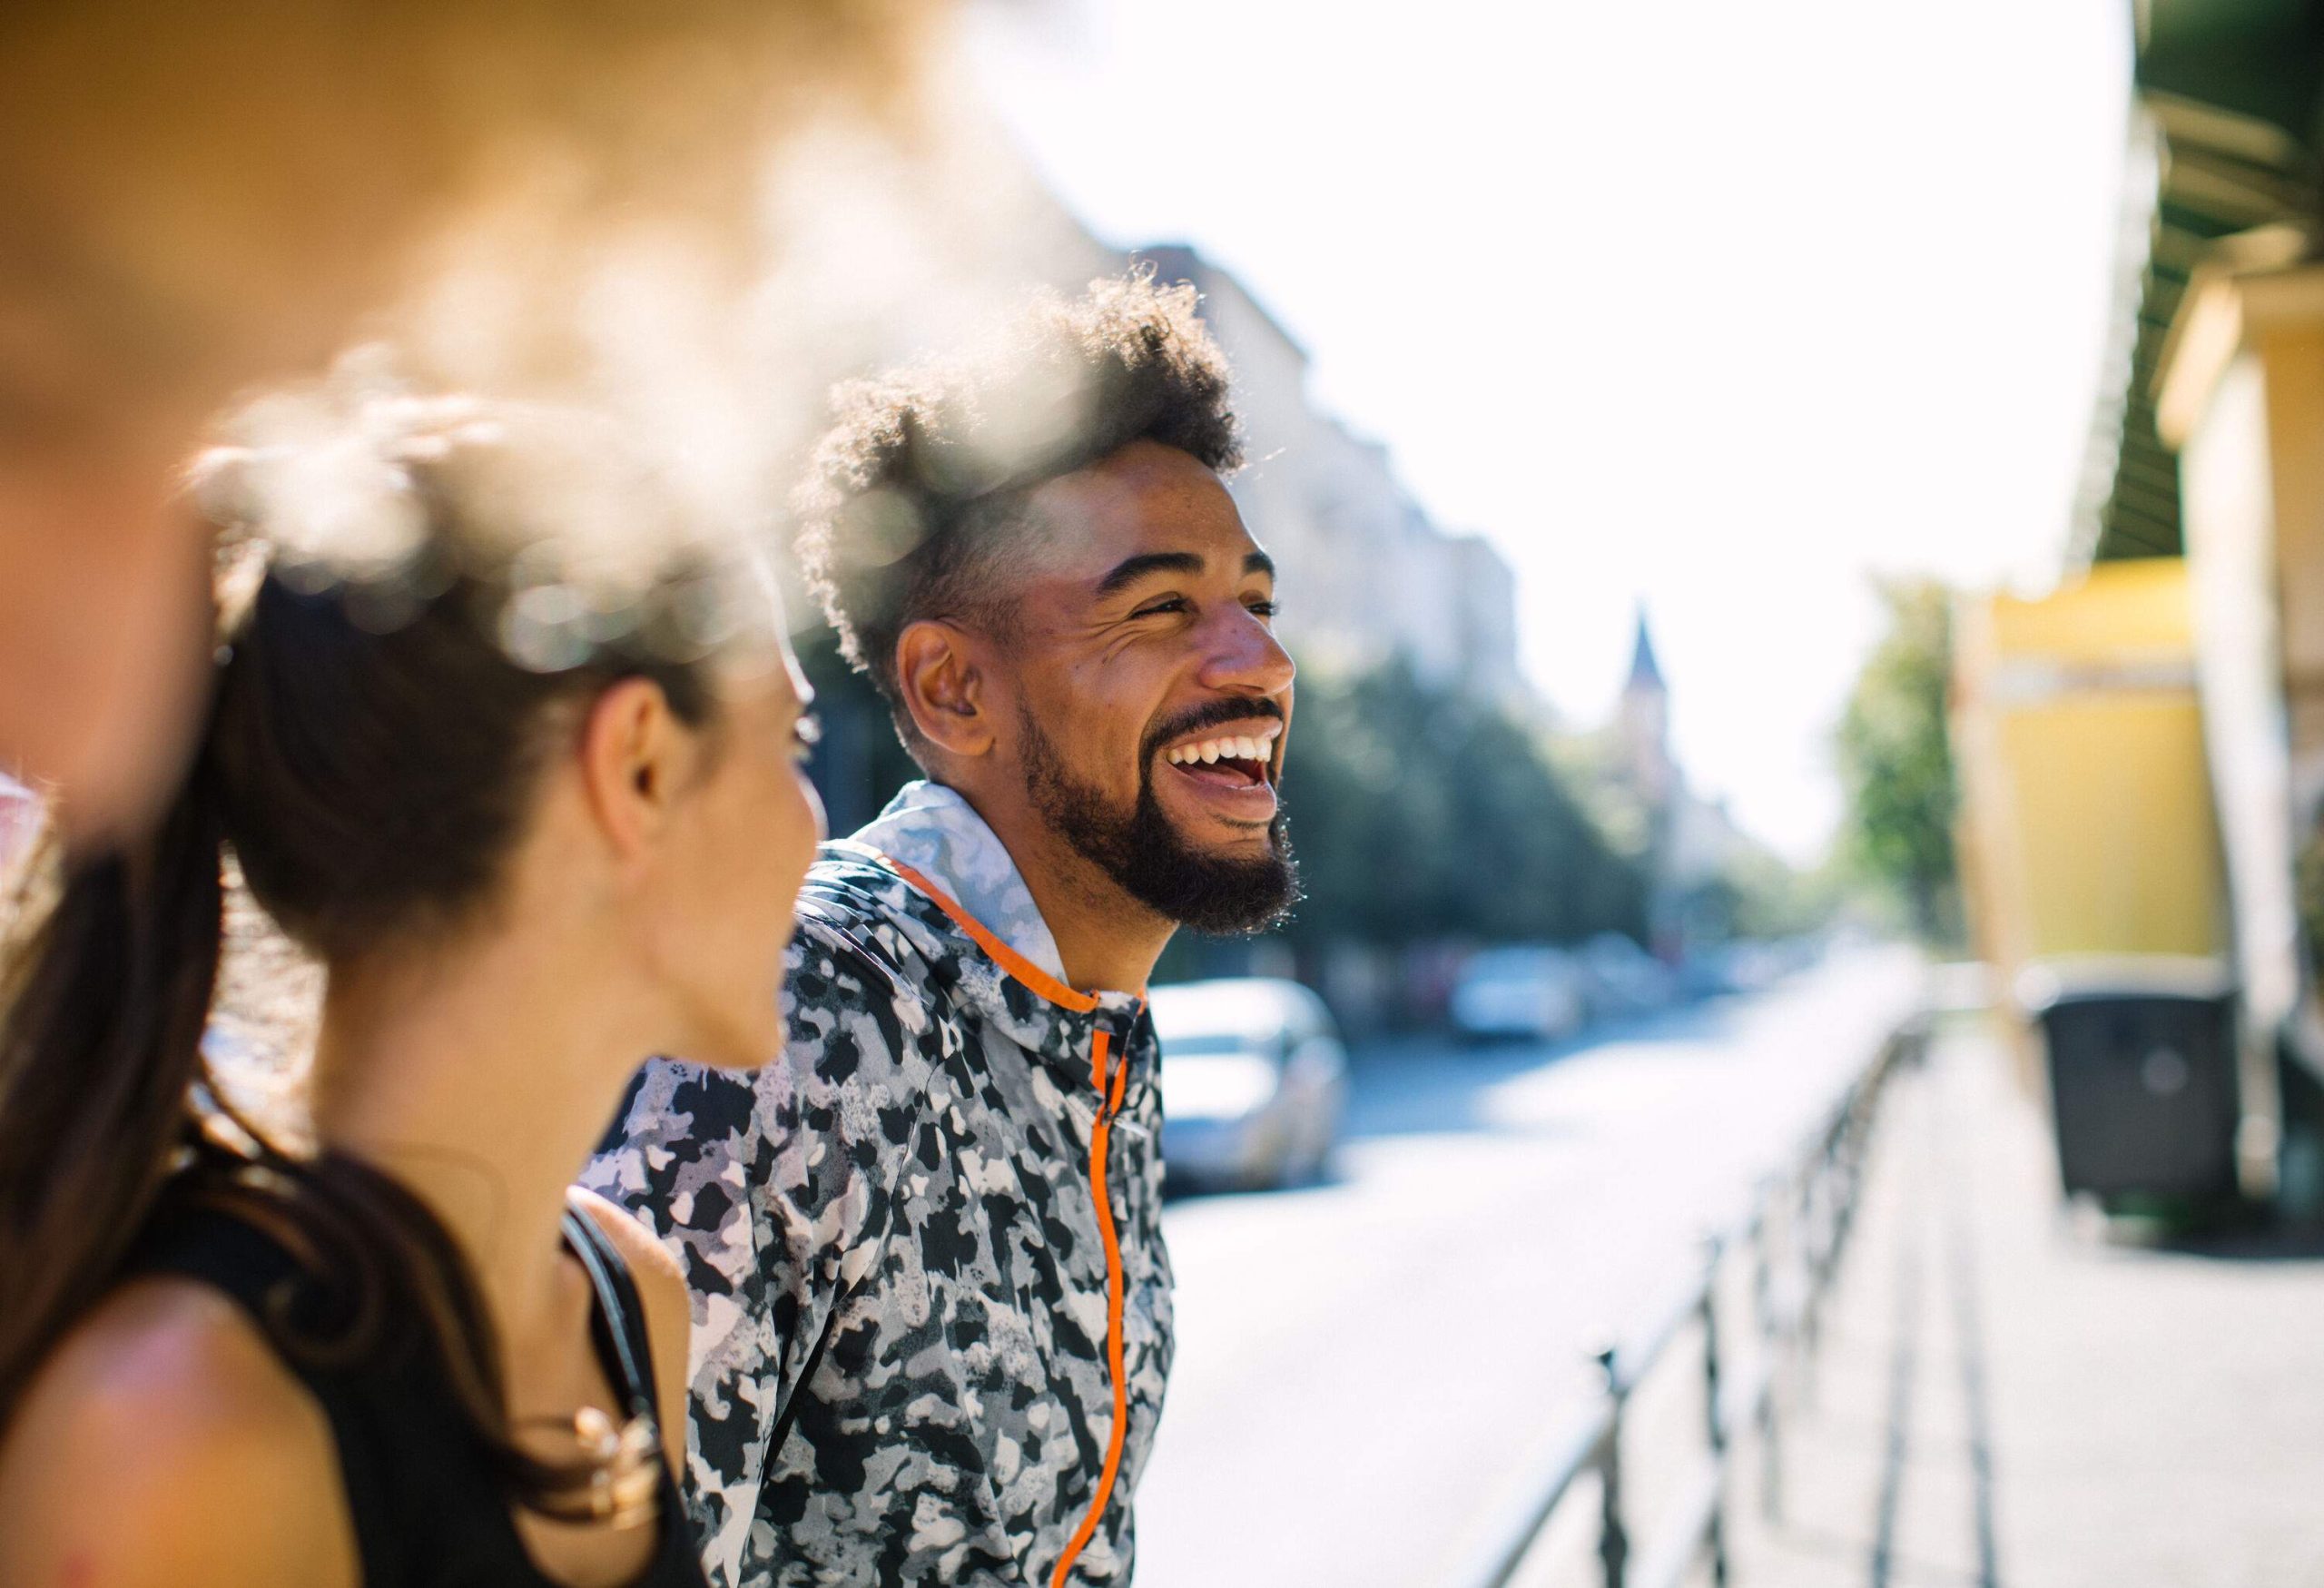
[587, 275, 1299, 1587]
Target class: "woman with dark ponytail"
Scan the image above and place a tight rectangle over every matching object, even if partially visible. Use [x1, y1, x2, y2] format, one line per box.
[0, 380, 825, 1587]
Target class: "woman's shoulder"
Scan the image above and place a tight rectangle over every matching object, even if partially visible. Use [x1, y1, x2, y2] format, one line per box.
[0, 1276, 356, 1587]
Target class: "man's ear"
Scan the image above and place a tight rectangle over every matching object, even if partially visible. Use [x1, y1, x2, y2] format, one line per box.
[577, 676, 686, 866]
[894, 619, 996, 760]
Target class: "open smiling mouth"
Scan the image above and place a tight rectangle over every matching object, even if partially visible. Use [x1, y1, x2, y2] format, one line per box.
[1159, 723, 1284, 811]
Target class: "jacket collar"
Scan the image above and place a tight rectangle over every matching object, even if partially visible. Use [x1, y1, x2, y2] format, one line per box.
[832, 781, 1147, 1030]
[847, 780, 1074, 986]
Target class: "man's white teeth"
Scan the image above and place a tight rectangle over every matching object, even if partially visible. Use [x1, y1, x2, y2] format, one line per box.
[1166, 726, 1283, 765]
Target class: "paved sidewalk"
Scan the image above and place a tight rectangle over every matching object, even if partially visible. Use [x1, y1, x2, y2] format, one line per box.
[1723, 1021, 2324, 1588]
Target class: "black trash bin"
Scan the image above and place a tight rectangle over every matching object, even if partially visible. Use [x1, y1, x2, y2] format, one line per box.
[2018, 958, 2239, 1202]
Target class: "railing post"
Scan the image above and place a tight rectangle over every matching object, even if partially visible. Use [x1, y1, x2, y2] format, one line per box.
[1795, 1164, 1822, 1406]
[1596, 1344, 1629, 1588]
[1834, 1054, 1886, 1266]
[1836, 1075, 1872, 1258]
[1700, 1238, 1728, 1588]
[1751, 1206, 1783, 1524]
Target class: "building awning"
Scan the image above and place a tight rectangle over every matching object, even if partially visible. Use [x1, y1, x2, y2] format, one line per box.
[2075, 0, 2323, 565]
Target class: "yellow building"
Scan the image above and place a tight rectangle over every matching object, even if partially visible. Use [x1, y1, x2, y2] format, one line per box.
[2050, 0, 2324, 1204]
[1955, 560, 2227, 979]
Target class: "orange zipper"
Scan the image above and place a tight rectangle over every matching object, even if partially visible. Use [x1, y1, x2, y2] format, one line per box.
[1049, 1028, 1130, 1588]
[864, 853, 1139, 1587]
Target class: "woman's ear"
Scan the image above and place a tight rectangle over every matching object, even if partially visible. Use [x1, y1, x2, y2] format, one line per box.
[895, 620, 996, 760]
[577, 677, 684, 863]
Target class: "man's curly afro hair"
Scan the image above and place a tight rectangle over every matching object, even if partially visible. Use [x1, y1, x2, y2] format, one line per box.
[794, 271, 1244, 715]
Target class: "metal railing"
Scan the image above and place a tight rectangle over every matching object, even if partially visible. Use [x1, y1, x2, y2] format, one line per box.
[1451, 1012, 1930, 1588]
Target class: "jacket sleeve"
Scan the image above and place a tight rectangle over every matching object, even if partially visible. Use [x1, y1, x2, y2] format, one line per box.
[582, 914, 921, 1587]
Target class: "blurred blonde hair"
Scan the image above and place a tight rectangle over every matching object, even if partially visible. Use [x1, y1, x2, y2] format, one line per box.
[0, 0, 934, 381]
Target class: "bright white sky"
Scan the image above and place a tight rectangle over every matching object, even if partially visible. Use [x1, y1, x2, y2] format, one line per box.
[965, 0, 2134, 862]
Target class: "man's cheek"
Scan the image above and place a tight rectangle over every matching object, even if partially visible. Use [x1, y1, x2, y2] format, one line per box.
[1105, 726, 1149, 794]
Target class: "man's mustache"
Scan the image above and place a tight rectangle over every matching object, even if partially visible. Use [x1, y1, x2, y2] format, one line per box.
[1140, 697, 1287, 764]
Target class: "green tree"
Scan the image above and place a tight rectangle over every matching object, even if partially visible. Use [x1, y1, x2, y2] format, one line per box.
[1276, 661, 1457, 943]
[1697, 843, 1840, 942]
[1836, 579, 1960, 943]
[1281, 658, 1646, 949]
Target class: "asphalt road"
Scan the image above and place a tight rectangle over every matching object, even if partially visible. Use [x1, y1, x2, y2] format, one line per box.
[1132, 947, 1925, 1588]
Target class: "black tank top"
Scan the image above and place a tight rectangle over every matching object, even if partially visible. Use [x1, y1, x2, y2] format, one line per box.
[136, 1203, 710, 1588]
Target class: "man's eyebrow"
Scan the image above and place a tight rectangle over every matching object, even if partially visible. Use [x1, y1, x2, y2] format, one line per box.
[1093, 551, 1206, 598]
[1091, 548, 1278, 599]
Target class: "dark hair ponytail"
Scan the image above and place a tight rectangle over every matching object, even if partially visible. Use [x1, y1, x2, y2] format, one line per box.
[0, 381, 759, 1517]
[0, 741, 226, 1425]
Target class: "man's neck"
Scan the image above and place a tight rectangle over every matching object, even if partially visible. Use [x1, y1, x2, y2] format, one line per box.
[952, 787, 1172, 997]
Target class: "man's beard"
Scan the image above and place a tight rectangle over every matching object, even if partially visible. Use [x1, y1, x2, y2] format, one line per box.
[1019, 703, 1299, 936]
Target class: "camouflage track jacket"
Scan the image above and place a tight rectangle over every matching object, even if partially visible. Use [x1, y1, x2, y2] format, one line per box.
[586, 783, 1173, 1588]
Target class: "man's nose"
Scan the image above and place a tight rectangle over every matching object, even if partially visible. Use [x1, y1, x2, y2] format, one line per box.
[1196, 606, 1295, 697]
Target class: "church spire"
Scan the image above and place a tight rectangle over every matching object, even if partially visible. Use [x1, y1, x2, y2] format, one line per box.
[1626, 604, 1666, 695]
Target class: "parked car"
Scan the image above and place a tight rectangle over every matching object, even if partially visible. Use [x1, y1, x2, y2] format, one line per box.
[1575, 932, 1677, 1019]
[1151, 978, 1347, 1191]
[1449, 945, 1590, 1043]
[1676, 945, 1740, 1001]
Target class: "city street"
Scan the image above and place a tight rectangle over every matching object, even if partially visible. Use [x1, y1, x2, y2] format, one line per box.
[1136, 947, 1925, 1588]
